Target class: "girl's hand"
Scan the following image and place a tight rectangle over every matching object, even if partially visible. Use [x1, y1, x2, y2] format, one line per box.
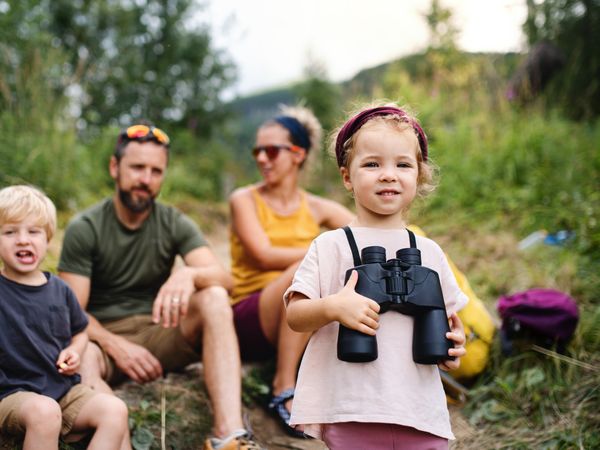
[57, 348, 81, 376]
[439, 313, 466, 371]
[328, 270, 380, 335]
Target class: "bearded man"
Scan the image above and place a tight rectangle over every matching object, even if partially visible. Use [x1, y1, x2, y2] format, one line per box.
[59, 124, 262, 450]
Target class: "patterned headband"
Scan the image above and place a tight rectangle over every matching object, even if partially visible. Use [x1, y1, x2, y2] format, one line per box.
[334, 106, 428, 167]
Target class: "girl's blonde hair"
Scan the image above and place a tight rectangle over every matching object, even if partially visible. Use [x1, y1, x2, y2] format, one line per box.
[330, 102, 438, 198]
[0, 185, 57, 240]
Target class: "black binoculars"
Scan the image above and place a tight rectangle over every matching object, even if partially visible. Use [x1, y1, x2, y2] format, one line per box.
[337, 228, 454, 365]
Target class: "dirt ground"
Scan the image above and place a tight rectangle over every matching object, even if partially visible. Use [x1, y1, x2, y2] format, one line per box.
[114, 363, 476, 450]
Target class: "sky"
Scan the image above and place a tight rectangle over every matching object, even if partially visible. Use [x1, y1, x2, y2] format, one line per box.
[202, 0, 528, 97]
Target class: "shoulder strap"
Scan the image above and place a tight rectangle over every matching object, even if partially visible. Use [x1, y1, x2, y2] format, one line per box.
[343, 226, 417, 265]
[342, 226, 362, 266]
[407, 228, 417, 248]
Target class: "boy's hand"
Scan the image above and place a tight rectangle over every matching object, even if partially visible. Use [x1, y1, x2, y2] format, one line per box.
[56, 348, 81, 376]
[439, 313, 467, 371]
[328, 270, 380, 335]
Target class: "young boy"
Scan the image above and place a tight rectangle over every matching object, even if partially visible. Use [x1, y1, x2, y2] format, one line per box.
[0, 185, 131, 450]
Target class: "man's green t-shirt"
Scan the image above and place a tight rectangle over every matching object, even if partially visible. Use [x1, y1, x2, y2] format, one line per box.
[58, 198, 206, 322]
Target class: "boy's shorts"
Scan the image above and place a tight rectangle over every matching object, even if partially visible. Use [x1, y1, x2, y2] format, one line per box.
[0, 384, 96, 436]
[100, 314, 200, 384]
[232, 291, 276, 361]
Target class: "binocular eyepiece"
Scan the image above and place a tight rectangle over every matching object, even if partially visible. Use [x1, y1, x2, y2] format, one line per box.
[361, 245, 422, 266]
[337, 240, 454, 365]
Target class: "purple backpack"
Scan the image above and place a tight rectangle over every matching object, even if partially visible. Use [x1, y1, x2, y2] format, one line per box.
[497, 288, 579, 354]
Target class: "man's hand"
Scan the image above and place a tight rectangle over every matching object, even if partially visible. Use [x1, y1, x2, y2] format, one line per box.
[439, 313, 467, 371]
[56, 347, 81, 376]
[327, 270, 380, 335]
[152, 266, 197, 328]
[107, 335, 163, 383]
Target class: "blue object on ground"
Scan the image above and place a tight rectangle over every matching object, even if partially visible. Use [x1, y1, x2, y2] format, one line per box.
[544, 230, 575, 246]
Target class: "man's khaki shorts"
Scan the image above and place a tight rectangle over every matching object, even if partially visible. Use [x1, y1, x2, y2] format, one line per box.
[101, 314, 200, 384]
[0, 384, 96, 437]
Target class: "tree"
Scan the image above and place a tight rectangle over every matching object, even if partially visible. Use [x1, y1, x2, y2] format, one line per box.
[0, 0, 235, 205]
[294, 57, 343, 196]
[1, 0, 236, 134]
[46, 0, 236, 134]
[524, 0, 600, 119]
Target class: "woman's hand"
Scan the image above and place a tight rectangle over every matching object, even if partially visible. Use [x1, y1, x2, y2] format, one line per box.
[438, 313, 466, 371]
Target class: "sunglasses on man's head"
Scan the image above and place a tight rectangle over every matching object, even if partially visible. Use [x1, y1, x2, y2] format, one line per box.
[251, 144, 303, 160]
[122, 125, 170, 145]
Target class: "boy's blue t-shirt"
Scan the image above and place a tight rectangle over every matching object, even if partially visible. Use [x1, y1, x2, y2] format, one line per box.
[0, 272, 88, 401]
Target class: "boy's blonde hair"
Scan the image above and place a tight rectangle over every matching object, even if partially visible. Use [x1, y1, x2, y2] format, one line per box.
[330, 102, 438, 198]
[0, 185, 57, 240]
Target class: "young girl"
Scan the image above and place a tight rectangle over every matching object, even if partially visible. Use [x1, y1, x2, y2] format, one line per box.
[284, 104, 468, 449]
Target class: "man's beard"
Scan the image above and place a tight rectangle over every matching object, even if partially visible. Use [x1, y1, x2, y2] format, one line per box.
[118, 187, 155, 213]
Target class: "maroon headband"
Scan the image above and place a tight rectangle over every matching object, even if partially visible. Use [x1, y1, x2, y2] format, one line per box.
[334, 106, 428, 167]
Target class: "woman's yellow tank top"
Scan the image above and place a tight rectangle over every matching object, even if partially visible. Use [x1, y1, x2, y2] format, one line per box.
[230, 187, 320, 305]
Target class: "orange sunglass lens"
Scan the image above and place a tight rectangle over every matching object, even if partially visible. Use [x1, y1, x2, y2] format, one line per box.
[126, 125, 150, 138]
[152, 127, 170, 144]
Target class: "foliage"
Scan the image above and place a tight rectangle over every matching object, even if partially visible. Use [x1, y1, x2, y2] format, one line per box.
[1, 1, 599, 447]
[2, 0, 235, 133]
[0, 37, 107, 208]
[463, 332, 600, 449]
[293, 56, 344, 196]
[524, 0, 600, 119]
[0, 0, 235, 207]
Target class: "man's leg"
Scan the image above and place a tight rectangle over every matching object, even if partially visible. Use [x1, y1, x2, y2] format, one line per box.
[181, 285, 244, 438]
[79, 342, 114, 394]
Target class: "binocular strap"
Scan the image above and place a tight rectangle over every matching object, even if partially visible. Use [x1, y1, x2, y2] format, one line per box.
[342, 226, 417, 266]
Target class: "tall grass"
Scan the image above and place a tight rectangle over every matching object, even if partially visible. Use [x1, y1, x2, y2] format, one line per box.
[0, 44, 109, 209]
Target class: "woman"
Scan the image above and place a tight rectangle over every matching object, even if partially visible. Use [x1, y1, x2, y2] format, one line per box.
[229, 105, 353, 436]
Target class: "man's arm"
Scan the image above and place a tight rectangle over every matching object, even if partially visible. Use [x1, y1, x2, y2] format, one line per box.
[59, 271, 163, 383]
[152, 246, 233, 328]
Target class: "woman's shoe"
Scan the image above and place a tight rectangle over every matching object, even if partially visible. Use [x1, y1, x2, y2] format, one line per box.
[267, 388, 307, 438]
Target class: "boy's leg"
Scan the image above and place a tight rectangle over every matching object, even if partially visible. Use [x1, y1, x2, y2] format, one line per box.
[66, 386, 130, 450]
[0, 391, 62, 450]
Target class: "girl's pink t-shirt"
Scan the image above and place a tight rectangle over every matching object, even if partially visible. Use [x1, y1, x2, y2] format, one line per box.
[284, 227, 468, 440]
